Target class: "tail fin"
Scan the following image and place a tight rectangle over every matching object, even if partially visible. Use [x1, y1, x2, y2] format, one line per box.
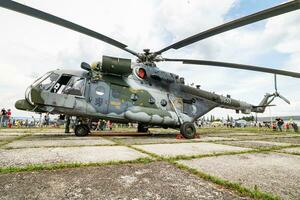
[259, 93, 274, 107]
[252, 93, 275, 113]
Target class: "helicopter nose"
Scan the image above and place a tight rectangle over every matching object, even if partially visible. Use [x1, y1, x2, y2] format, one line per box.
[15, 99, 35, 111]
[15, 98, 46, 113]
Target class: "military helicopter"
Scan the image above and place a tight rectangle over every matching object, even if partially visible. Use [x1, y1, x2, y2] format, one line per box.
[1, 0, 300, 138]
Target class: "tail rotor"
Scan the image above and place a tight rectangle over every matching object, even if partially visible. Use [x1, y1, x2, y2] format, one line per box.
[273, 74, 290, 104]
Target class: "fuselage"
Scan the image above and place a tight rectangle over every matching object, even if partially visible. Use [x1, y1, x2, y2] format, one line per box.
[15, 56, 264, 128]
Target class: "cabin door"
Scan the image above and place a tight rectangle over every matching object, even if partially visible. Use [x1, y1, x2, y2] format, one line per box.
[89, 81, 110, 114]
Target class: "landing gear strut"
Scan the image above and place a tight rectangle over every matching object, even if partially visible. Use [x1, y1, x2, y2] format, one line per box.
[180, 122, 196, 139]
[137, 123, 148, 133]
[74, 124, 90, 137]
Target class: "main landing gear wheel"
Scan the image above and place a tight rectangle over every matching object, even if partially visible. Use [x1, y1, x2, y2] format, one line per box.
[74, 124, 90, 137]
[137, 123, 148, 133]
[180, 122, 196, 139]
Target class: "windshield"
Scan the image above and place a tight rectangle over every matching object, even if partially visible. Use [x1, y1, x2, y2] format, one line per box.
[37, 73, 60, 90]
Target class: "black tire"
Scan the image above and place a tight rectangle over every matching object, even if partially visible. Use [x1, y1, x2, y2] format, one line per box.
[180, 122, 196, 139]
[137, 123, 148, 133]
[75, 124, 89, 137]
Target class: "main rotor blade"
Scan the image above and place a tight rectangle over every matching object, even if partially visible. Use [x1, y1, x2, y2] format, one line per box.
[0, 0, 139, 57]
[163, 58, 300, 78]
[156, 0, 300, 55]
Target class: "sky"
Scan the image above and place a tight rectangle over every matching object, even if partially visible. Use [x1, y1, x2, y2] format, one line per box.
[0, 0, 299, 119]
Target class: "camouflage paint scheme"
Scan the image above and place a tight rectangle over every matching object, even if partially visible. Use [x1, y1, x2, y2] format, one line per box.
[15, 56, 270, 128]
[2, 0, 298, 130]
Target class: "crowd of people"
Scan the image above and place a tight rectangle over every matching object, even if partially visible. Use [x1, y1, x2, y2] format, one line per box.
[0, 108, 12, 128]
[13, 119, 45, 128]
[95, 119, 113, 131]
[271, 117, 298, 132]
[197, 116, 299, 133]
[0, 110, 57, 128]
[1, 108, 299, 133]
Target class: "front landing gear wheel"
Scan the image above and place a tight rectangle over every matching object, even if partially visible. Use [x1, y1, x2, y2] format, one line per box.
[137, 124, 148, 133]
[75, 124, 90, 137]
[180, 122, 196, 139]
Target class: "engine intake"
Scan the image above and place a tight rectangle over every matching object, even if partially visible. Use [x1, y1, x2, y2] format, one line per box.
[101, 56, 132, 76]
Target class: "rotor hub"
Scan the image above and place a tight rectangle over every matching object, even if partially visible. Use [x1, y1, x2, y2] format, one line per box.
[136, 49, 162, 65]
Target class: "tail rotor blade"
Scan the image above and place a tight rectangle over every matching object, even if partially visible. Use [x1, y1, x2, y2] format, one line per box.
[274, 74, 278, 92]
[278, 94, 291, 104]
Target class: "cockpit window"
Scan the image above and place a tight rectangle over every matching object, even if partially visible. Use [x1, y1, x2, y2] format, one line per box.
[63, 77, 85, 96]
[37, 73, 59, 90]
[51, 75, 72, 94]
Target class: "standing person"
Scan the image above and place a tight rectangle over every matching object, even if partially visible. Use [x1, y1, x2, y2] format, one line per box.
[99, 120, 105, 131]
[276, 118, 284, 132]
[0, 108, 4, 127]
[7, 109, 12, 128]
[103, 120, 107, 130]
[291, 122, 299, 133]
[107, 120, 113, 131]
[289, 118, 298, 133]
[1, 108, 7, 127]
[231, 120, 236, 128]
[47, 113, 50, 126]
[44, 113, 50, 127]
[16, 120, 20, 128]
[272, 122, 277, 131]
[25, 119, 29, 128]
[65, 115, 70, 133]
[101, 120, 106, 130]
[96, 119, 101, 131]
[285, 123, 290, 132]
[7, 109, 11, 119]
[43, 115, 47, 126]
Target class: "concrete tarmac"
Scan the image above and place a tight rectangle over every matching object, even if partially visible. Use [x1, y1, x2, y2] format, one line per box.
[133, 142, 251, 157]
[178, 152, 300, 199]
[0, 146, 149, 167]
[0, 128, 299, 199]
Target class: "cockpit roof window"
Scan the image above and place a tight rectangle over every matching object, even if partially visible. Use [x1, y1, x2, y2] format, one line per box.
[32, 72, 51, 87]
